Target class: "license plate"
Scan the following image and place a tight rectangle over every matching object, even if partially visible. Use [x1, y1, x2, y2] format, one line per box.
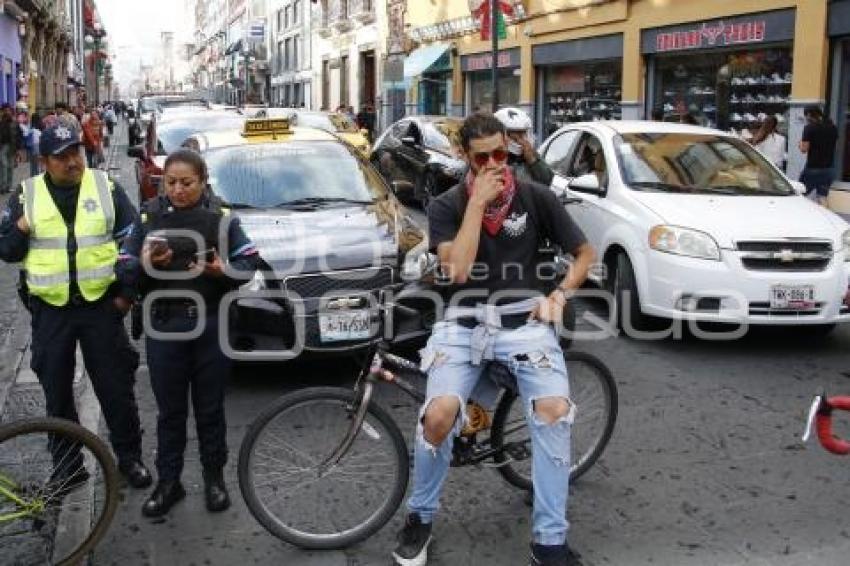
[319, 310, 371, 342]
[770, 285, 815, 309]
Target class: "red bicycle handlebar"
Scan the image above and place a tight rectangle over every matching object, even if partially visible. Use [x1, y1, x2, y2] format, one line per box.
[814, 395, 850, 455]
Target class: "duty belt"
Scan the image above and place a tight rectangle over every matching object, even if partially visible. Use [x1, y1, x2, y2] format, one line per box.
[444, 298, 541, 366]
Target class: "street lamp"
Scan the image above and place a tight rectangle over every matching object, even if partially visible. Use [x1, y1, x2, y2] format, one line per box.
[85, 22, 107, 106]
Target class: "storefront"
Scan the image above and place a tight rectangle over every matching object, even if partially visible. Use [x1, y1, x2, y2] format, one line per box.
[533, 34, 623, 137]
[420, 50, 452, 115]
[829, 0, 850, 189]
[461, 48, 520, 113]
[0, 13, 21, 107]
[642, 9, 796, 143]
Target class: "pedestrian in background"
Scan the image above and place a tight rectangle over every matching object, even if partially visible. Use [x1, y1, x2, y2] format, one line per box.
[54, 101, 81, 129]
[104, 104, 117, 137]
[0, 121, 152, 491]
[117, 149, 259, 517]
[0, 104, 21, 194]
[82, 109, 104, 169]
[19, 110, 42, 177]
[799, 105, 838, 206]
[357, 103, 377, 143]
[750, 115, 786, 170]
[495, 106, 554, 186]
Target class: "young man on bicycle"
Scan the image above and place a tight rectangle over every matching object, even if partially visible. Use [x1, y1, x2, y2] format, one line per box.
[393, 113, 595, 566]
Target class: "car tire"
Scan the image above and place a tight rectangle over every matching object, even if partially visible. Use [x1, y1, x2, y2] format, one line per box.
[611, 252, 650, 332]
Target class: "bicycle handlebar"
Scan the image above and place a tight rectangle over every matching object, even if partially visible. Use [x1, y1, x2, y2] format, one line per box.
[803, 391, 850, 455]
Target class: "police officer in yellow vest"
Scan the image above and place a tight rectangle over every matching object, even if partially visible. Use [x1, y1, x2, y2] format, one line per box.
[0, 120, 152, 489]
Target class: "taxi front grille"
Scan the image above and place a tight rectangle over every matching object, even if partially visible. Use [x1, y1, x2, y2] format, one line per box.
[736, 240, 832, 272]
[282, 267, 393, 298]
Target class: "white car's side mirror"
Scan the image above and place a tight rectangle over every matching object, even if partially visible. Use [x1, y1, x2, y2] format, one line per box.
[550, 174, 569, 195]
[570, 173, 601, 193]
[790, 181, 807, 196]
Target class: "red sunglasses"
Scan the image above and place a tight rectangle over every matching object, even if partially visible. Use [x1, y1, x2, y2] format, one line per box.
[471, 148, 508, 168]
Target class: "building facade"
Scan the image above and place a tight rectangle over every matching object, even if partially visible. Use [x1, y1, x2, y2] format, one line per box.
[311, 0, 385, 113]
[399, 0, 843, 183]
[268, 0, 312, 107]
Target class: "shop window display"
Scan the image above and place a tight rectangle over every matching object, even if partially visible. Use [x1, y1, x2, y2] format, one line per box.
[654, 48, 792, 139]
[544, 61, 622, 136]
[469, 69, 520, 112]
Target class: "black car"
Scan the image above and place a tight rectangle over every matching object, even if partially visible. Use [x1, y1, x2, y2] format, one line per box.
[371, 116, 466, 208]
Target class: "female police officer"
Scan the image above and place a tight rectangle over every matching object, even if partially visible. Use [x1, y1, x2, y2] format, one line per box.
[117, 148, 259, 517]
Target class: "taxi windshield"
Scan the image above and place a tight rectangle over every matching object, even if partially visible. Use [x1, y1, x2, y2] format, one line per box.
[204, 141, 386, 208]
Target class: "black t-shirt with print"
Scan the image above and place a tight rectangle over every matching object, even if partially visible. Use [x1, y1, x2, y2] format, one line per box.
[428, 179, 587, 307]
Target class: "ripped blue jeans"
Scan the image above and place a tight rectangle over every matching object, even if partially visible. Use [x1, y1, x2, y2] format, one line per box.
[406, 319, 574, 546]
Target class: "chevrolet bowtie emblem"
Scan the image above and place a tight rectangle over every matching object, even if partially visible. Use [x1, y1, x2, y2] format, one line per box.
[778, 249, 795, 263]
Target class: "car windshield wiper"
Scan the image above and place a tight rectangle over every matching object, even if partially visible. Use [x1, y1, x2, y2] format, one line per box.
[274, 197, 377, 208]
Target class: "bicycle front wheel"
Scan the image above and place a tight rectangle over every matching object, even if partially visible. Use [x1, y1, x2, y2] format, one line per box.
[238, 387, 409, 550]
[491, 351, 618, 489]
[0, 417, 119, 566]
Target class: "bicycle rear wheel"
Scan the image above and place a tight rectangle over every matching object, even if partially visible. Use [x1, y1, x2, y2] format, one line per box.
[0, 417, 119, 566]
[238, 387, 409, 550]
[491, 351, 618, 489]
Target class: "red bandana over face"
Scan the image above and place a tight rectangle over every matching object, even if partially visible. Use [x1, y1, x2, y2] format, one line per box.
[465, 167, 517, 237]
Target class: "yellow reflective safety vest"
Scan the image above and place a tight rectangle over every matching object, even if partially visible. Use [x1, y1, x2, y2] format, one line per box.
[21, 169, 118, 306]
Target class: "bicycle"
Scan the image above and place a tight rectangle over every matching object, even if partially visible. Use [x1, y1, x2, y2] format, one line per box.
[803, 389, 850, 455]
[0, 416, 119, 565]
[237, 288, 618, 550]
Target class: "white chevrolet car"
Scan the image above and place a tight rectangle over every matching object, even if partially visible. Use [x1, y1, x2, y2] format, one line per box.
[539, 121, 850, 330]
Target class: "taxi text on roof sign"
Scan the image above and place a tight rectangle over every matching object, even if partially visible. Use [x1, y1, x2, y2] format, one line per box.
[242, 118, 292, 136]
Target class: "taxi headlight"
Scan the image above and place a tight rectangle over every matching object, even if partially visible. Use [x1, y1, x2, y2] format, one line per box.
[402, 239, 430, 281]
[240, 270, 267, 292]
[649, 225, 720, 261]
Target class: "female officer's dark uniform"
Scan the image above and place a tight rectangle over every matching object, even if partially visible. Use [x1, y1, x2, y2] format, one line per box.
[117, 191, 258, 516]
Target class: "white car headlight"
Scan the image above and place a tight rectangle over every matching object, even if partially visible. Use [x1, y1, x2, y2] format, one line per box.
[842, 229, 850, 262]
[649, 225, 720, 261]
[240, 270, 267, 292]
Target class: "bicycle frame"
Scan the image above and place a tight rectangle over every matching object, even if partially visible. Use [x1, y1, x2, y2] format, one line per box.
[803, 389, 850, 455]
[0, 471, 42, 523]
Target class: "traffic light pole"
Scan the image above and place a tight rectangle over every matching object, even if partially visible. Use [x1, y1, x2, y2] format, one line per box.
[491, 0, 498, 112]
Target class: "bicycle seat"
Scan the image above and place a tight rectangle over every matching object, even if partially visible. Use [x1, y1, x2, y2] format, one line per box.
[483, 360, 519, 394]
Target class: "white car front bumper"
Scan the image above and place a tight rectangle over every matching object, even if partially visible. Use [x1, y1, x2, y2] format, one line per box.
[639, 248, 850, 325]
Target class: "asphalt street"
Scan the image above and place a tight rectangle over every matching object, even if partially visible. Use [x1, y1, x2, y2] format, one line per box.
[2, 125, 850, 566]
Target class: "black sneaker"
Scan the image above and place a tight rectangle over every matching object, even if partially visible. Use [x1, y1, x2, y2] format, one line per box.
[530, 543, 583, 566]
[392, 513, 432, 566]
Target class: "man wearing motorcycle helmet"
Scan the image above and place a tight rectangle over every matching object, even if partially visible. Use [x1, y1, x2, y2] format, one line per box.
[494, 107, 554, 187]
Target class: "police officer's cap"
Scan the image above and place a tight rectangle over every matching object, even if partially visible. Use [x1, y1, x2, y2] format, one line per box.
[40, 119, 83, 157]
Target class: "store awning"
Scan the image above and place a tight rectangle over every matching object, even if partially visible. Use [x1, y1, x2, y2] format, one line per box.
[404, 43, 450, 79]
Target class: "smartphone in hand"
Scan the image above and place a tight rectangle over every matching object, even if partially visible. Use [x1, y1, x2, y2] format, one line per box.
[144, 235, 169, 254]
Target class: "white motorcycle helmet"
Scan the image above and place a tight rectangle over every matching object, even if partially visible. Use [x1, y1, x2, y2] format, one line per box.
[494, 107, 534, 156]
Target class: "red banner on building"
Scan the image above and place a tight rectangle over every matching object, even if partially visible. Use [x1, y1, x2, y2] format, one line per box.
[655, 19, 767, 52]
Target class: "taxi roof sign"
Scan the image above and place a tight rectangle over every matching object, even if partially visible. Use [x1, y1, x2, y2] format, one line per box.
[242, 117, 291, 136]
